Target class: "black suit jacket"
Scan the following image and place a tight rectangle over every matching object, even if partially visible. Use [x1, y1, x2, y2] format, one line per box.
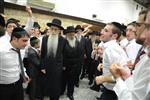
[85, 38, 93, 60]
[78, 36, 88, 61]
[27, 47, 40, 78]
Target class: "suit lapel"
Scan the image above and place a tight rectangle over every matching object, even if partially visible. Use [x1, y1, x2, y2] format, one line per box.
[31, 48, 40, 58]
[55, 36, 61, 58]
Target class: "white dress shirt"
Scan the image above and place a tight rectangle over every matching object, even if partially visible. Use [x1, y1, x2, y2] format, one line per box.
[24, 16, 34, 33]
[76, 34, 82, 42]
[102, 40, 128, 90]
[114, 54, 150, 100]
[121, 39, 142, 63]
[0, 31, 10, 45]
[0, 42, 20, 84]
[120, 38, 128, 47]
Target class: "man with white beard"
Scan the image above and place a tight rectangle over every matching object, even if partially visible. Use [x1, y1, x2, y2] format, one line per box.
[62, 26, 80, 100]
[40, 18, 66, 100]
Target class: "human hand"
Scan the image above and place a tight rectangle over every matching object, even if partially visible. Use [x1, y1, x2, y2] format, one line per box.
[97, 47, 103, 57]
[109, 64, 122, 78]
[24, 74, 30, 83]
[119, 65, 131, 80]
[97, 63, 103, 71]
[127, 60, 134, 69]
[110, 64, 131, 80]
[95, 75, 105, 85]
[26, 5, 32, 17]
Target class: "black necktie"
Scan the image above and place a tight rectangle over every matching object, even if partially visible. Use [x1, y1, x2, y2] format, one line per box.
[124, 41, 130, 57]
[12, 48, 26, 80]
[132, 46, 145, 70]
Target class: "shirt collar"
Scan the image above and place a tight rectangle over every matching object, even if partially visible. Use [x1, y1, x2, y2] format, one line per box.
[102, 40, 117, 50]
[31, 47, 38, 53]
[128, 38, 136, 43]
[4, 42, 17, 52]
[5, 31, 11, 41]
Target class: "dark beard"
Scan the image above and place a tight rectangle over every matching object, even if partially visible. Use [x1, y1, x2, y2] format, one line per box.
[136, 39, 144, 45]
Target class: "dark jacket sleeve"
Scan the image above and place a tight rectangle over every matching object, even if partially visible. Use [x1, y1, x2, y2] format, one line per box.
[28, 52, 40, 68]
[27, 48, 40, 78]
[40, 35, 47, 69]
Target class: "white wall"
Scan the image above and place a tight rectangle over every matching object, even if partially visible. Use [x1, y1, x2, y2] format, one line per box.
[5, 0, 146, 24]
[50, 0, 146, 24]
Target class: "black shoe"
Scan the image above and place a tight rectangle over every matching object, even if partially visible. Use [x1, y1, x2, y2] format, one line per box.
[90, 85, 99, 92]
[75, 83, 79, 87]
[80, 75, 84, 80]
[88, 80, 93, 85]
[67, 95, 74, 100]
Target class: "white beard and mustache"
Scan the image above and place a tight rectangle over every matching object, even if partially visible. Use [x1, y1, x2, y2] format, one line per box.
[76, 34, 81, 42]
[67, 37, 76, 48]
[47, 34, 58, 57]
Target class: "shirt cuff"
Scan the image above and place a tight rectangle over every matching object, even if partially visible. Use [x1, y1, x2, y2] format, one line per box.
[113, 77, 128, 97]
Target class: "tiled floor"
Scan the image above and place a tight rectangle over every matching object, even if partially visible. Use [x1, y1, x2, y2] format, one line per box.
[24, 78, 101, 100]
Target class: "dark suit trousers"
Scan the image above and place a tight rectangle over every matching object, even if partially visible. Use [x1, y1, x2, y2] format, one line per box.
[100, 88, 118, 100]
[49, 96, 60, 100]
[26, 77, 38, 100]
[0, 79, 24, 100]
[61, 65, 77, 96]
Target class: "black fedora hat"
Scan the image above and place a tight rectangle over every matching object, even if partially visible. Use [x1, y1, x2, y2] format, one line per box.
[88, 31, 99, 35]
[33, 22, 41, 29]
[75, 25, 84, 31]
[64, 26, 76, 34]
[47, 18, 64, 30]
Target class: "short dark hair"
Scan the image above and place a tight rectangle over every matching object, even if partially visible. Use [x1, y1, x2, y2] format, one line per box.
[10, 27, 29, 41]
[6, 18, 20, 27]
[30, 37, 40, 47]
[127, 22, 137, 27]
[107, 22, 122, 40]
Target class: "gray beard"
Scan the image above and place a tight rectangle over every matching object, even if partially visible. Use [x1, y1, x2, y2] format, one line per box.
[47, 34, 58, 57]
[67, 37, 76, 48]
[76, 34, 81, 42]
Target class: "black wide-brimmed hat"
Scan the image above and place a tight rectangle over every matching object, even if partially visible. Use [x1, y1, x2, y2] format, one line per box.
[33, 22, 41, 29]
[47, 18, 64, 30]
[75, 25, 84, 31]
[88, 31, 99, 36]
[64, 26, 76, 34]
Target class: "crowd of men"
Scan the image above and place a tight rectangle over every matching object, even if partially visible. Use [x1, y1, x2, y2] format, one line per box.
[0, 6, 150, 100]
